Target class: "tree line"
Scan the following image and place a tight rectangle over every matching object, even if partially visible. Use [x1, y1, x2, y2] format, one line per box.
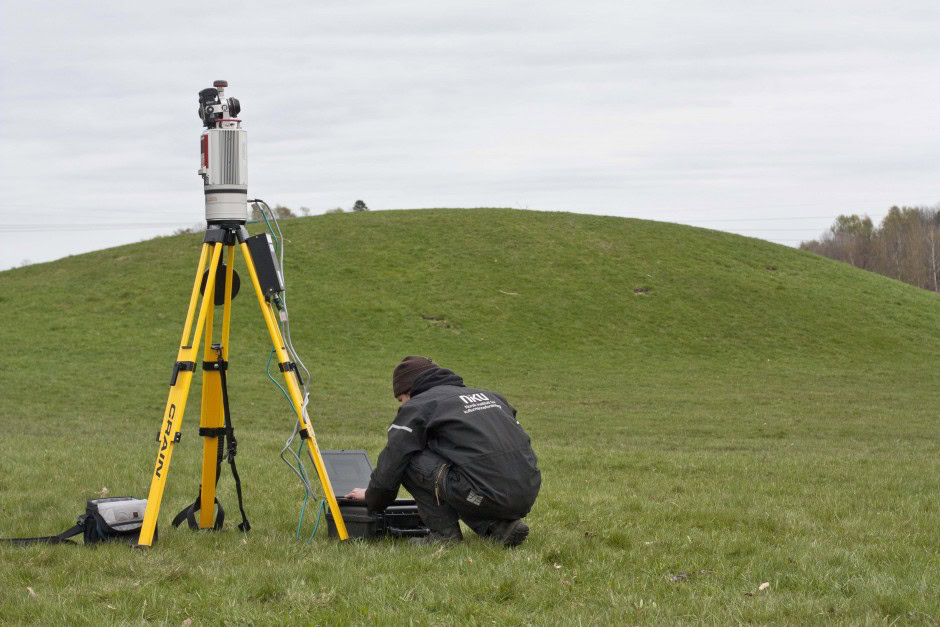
[800, 205, 940, 292]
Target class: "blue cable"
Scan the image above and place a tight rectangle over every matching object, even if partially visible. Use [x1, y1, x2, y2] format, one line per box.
[294, 440, 311, 539]
[256, 201, 325, 541]
[293, 440, 326, 542]
[258, 204, 280, 255]
[265, 348, 294, 408]
[306, 500, 326, 544]
[295, 486, 310, 540]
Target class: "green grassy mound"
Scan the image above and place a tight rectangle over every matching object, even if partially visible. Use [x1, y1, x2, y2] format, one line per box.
[0, 208, 937, 623]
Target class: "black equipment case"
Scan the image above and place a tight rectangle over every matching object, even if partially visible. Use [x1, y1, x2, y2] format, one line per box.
[321, 450, 429, 540]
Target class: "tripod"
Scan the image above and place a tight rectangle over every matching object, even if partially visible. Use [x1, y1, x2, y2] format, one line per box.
[136, 223, 349, 546]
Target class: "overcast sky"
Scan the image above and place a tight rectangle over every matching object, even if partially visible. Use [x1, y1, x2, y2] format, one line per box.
[1, 1, 938, 270]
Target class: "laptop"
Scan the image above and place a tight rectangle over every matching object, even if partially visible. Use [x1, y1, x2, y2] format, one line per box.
[320, 450, 427, 538]
[321, 449, 401, 504]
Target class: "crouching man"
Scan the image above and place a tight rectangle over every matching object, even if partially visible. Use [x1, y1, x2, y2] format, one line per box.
[345, 356, 541, 546]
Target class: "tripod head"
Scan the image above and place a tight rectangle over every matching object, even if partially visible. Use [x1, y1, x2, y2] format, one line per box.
[198, 80, 248, 224]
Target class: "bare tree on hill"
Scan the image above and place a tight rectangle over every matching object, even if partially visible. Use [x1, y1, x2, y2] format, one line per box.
[801, 205, 940, 293]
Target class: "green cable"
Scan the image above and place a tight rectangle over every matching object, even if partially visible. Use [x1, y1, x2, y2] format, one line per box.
[259, 204, 280, 255]
[265, 348, 294, 408]
[259, 201, 289, 406]
[295, 487, 309, 540]
[294, 440, 310, 539]
[257, 203, 324, 542]
[306, 500, 326, 544]
[293, 440, 326, 542]
[259, 204, 292, 407]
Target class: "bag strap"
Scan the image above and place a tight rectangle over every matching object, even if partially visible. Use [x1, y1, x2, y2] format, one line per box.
[173, 348, 250, 533]
[0, 517, 87, 546]
[218, 353, 250, 532]
[172, 496, 224, 531]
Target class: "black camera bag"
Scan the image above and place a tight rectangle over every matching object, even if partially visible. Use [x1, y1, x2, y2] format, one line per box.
[1, 497, 156, 546]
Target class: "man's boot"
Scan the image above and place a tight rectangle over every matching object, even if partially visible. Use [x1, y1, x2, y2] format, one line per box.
[489, 519, 529, 547]
[410, 525, 463, 545]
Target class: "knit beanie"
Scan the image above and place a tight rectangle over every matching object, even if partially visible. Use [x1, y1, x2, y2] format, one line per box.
[392, 356, 437, 398]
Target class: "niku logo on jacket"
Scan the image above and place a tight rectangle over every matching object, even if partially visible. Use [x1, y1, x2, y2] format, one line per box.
[459, 393, 489, 404]
[460, 393, 502, 415]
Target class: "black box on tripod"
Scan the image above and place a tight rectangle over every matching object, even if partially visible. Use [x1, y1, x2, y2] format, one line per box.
[321, 450, 429, 540]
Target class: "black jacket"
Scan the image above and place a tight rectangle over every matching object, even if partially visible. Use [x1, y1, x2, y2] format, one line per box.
[366, 368, 541, 513]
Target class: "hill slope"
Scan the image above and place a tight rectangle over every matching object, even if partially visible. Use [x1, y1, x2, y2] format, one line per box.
[2, 208, 936, 433]
[0, 208, 937, 623]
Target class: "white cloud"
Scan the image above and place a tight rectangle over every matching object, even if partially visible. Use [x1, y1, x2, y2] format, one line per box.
[1, 0, 939, 267]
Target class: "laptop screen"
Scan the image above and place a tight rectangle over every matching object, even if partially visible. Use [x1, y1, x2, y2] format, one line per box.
[320, 450, 374, 497]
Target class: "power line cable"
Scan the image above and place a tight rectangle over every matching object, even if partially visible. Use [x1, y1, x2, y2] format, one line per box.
[0, 222, 193, 232]
[715, 228, 833, 232]
[680, 214, 889, 223]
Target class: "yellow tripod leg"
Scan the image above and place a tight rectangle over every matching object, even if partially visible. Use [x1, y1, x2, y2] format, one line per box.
[239, 240, 350, 541]
[197, 245, 235, 528]
[138, 241, 225, 547]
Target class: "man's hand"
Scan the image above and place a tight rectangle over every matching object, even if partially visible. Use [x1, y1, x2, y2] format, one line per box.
[344, 488, 366, 501]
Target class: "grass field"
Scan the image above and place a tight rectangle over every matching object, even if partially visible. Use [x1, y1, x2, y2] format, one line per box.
[0, 208, 937, 624]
